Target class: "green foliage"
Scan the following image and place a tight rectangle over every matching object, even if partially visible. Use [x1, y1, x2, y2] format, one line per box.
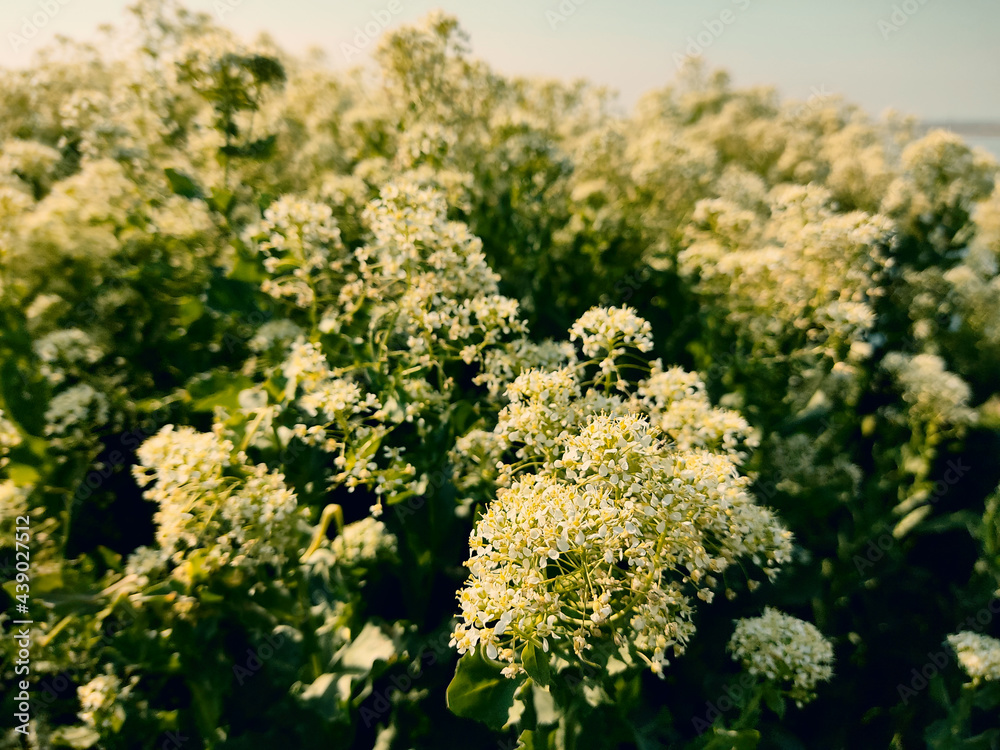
[0, 3, 999, 749]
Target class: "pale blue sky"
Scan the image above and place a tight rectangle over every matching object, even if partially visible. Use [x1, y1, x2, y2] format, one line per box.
[3, 0, 999, 120]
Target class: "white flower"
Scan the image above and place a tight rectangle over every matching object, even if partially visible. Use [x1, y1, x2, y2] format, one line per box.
[44, 383, 109, 436]
[569, 306, 654, 363]
[947, 631, 1000, 686]
[728, 607, 835, 705]
[883, 352, 977, 429]
[331, 517, 397, 565]
[128, 425, 303, 576]
[453, 409, 792, 677]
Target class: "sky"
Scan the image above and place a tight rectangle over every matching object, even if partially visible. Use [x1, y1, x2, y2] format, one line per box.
[2, 0, 999, 121]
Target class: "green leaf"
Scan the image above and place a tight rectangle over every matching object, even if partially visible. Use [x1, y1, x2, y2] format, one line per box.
[339, 623, 396, 674]
[518, 727, 557, 750]
[6, 463, 40, 485]
[929, 673, 952, 710]
[228, 254, 264, 283]
[761, 683, 786, 719]
[164, 168, 203, 199]
[186, 371, 256, 413]
[447, 648, 522, 730]
[522, 641, 551, 687]
[210, 187, 235, 215]
[297, 672, 348, 722]
[50, 725, 101, 749]
[188, 677, 222, 743]
[531, 682, 559, 727]
[176, 296, 205, 327]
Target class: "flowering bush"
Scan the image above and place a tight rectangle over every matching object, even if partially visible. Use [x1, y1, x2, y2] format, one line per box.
[1, 3, 999, 749]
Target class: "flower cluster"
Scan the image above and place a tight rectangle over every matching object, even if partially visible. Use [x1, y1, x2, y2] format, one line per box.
[245, 196, 346, 307]
[680, 184, 889, 369]
[728, 607, 835, 705]
[947, 631, 1000, 686]
[77, 670, 133, 732]
[639, 361, 758, 460]
[44, 383, 109, 438]
[129, 425, 304, 581]
[452, 310, 792, 678]
[882, 352, 978, 430]
[350, 179, 526, 366]
[331, 517, 398, 566]
[569, 305, 653, 376]
[33, 328, 103, 384]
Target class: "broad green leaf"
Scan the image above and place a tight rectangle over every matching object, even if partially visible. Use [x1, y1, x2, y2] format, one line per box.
[210, 187, 235, 214]
[447, 648, 522, 730]
[339, 623, 396, 674]
[522, 641, 551, 687]
[298, 672, 348, 722]
[164, 168, 203, 199]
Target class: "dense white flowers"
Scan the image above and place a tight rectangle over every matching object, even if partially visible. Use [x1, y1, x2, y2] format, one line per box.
[246, 196, 346, 307]
[452, 311, 792, 678]
[4, 10, 999, 743]
[351, 179, 526, 364]
[680, 184, 889, 368]
[129, 425, 303, 579]
[331, 517, 398, 565]
[947, 631, 1000, 686]
[33, 328, 102, 384]
[883, 352, 977, 429]
[728, 608, 835, 705]
[77, 671, 134, 731]
[44, 383, 109, 437]
[639, 361, 758, 460]
[569, 305, 653, 375]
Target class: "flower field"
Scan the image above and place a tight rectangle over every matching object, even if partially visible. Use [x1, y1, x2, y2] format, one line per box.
[2, 3, 1000, 748]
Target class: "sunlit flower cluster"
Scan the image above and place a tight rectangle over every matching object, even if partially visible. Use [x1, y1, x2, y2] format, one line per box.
[728, 607, 835, 705]
[639, 361, 758, 460]
[947, 631, 1000, 686]
[680, 184, 889, 368]
[351, 179, 526, 365]
[246, 196, 346, 307]
[474, 338, 577, 399]
[569, 305, 653, 375]
[882, 352, 978, 430]
[452, 310, 792, 678]
[129, 425, 304, 580]
[331, 517, 398, 566]
[44, 383, 109, 438]
[77, 670, 134, 731]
